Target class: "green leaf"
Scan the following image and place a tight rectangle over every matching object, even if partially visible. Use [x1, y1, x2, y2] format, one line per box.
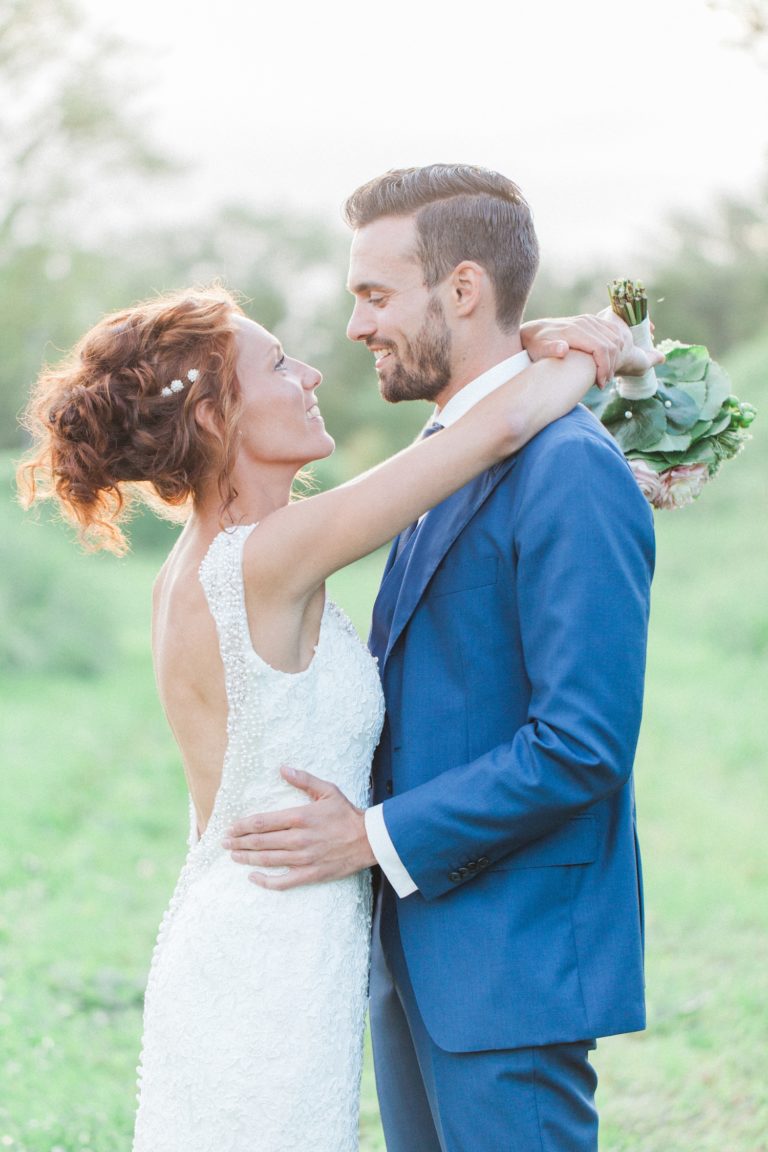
[610, 401, 668, 452]
[581, 383, 615, 421]
[655, 383, 701, 432]
[672, 378, 709, 410]
[688, 418, 716, 443]
[600, 392, 640, 426]
[677, 441, 718, 466]
[650, 430, 693, 452]
[707, 410, 734, 438]
[655, 344, 710, 384]
[626, 453, 667, 473]
[700, 361, 733, 420]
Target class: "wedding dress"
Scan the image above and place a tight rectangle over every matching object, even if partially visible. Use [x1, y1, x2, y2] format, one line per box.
[133, 525, 384, 1151]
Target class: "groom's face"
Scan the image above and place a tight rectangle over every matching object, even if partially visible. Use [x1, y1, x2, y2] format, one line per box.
[346, 215, 453, 405]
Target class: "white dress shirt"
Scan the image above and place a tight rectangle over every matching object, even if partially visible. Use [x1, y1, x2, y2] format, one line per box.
[364, 349, 532, 897]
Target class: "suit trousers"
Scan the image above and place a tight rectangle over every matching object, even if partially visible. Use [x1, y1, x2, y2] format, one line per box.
[369, 883, 599, 1152]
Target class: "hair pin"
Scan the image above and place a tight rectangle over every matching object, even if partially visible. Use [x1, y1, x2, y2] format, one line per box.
[161, 368, 199, 398]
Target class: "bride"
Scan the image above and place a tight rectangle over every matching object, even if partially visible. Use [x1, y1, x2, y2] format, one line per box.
[18, 286, 633, 1150]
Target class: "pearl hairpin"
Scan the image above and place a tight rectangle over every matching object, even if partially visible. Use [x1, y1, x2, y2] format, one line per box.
[161, 368, 199, 398]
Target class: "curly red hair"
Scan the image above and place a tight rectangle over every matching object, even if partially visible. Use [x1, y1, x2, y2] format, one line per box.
[16, 286, 245, 554]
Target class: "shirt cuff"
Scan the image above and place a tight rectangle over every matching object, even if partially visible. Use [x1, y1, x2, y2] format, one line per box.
[364, 803, 418, 898]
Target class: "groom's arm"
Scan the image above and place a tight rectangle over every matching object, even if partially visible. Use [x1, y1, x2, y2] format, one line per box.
[364, 804, 418, 896]
[377, 424, 655, 901]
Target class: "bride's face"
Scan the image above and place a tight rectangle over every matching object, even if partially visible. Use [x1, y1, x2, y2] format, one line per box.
[232, 317, 335, 467]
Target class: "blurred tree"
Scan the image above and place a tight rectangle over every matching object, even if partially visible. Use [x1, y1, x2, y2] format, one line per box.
[633, 3, 768, 354]
[526, 265, 613, 333]
[528, 168, 768, 361]
[0, 0, 169, 248]
[708, 0, 768, 65]
[649, 171, 768, 354]
[0, 0, 172, 446]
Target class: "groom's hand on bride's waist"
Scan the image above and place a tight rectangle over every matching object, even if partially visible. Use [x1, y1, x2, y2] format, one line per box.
[222, 766, 376, 890]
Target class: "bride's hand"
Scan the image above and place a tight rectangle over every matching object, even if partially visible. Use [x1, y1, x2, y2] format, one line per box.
[520, 312, 663, 388]
[597, 307, 665, 378]
[521, 314, 626, 387]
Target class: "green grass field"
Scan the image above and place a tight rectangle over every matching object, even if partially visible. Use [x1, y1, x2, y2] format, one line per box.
[1, 336, 766, 1150]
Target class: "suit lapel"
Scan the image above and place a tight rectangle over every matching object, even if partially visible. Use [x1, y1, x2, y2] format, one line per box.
[368, 537, 401, 662]
[376, 454, 519, 670]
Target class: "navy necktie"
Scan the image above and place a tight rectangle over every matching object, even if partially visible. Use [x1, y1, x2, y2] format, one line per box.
[394, 421, 444, 559]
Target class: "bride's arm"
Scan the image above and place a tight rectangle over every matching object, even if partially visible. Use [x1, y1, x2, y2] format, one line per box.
[248, 351, 597, 599]
[249, 311, 664, 601]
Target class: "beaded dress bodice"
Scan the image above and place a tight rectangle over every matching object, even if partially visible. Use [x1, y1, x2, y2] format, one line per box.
[133, 524, 385, 1152]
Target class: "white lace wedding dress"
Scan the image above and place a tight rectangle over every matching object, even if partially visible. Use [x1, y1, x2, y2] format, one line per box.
[133, 525, 384, 1151]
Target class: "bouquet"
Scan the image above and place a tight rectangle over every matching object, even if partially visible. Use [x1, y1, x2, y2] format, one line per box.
[582, 279, 756, 509]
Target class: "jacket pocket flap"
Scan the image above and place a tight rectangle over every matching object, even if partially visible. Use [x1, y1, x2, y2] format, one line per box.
[490, 815, 597, 871]
[430, 555, 498, 597]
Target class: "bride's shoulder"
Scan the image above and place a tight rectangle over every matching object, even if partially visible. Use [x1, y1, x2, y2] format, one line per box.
[154, 525, 222, 608]
[152, 548, 175, 609]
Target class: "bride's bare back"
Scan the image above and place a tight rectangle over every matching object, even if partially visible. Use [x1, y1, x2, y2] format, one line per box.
[152, 523, 327, 835]
[152, 530, 228, 836]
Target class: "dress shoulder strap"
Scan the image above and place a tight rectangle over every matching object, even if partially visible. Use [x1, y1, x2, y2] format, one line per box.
[198, 524, 258, 716]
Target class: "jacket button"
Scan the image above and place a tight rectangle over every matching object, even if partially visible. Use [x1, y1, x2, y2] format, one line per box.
[466, 860, 478, 872]
[477, 856, 490, 868]
[385, 780, 393, 795]
[449, 871, 461, 883]
[458, 866, 468, 878]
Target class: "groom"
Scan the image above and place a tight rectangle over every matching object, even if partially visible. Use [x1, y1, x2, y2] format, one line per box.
[227, 164, 655, 1150]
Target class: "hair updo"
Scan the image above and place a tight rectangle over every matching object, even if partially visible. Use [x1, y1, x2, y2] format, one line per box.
[16, 286, 245, 554]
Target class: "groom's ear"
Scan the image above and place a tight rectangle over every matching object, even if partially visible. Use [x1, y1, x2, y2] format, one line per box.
[446, 261, 485, 318]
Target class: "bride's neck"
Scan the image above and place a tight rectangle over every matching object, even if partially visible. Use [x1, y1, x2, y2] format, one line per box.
[196, 462, 297, 528]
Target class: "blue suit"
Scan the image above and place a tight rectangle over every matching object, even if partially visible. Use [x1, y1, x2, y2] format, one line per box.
[368, 405, 655, 1149]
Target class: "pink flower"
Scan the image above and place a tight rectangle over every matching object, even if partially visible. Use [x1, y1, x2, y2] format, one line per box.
[629, 459, 664, 505]
[655, 463, 710, 510]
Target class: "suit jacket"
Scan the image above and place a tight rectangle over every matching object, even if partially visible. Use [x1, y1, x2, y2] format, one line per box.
[369, 405, 655, 1052]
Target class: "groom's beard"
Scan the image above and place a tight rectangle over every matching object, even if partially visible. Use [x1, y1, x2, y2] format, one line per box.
[378, 297, 452, 404]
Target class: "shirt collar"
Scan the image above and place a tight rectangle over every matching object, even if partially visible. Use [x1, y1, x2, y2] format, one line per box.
[434, 350, 532, 428]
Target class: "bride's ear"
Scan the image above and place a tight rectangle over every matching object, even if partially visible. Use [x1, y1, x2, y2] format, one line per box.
[194, 398, 221, 437]
[194, 398, 231, 463]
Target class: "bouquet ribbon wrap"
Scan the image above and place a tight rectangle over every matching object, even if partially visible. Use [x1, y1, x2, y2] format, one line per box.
[617, 317, 659, 400]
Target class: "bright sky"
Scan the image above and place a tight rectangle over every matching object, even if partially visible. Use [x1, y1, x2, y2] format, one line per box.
[84, 0, 764, 272]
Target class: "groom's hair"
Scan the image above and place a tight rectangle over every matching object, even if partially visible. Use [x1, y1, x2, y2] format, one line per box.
[343, 164, 540, 332]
